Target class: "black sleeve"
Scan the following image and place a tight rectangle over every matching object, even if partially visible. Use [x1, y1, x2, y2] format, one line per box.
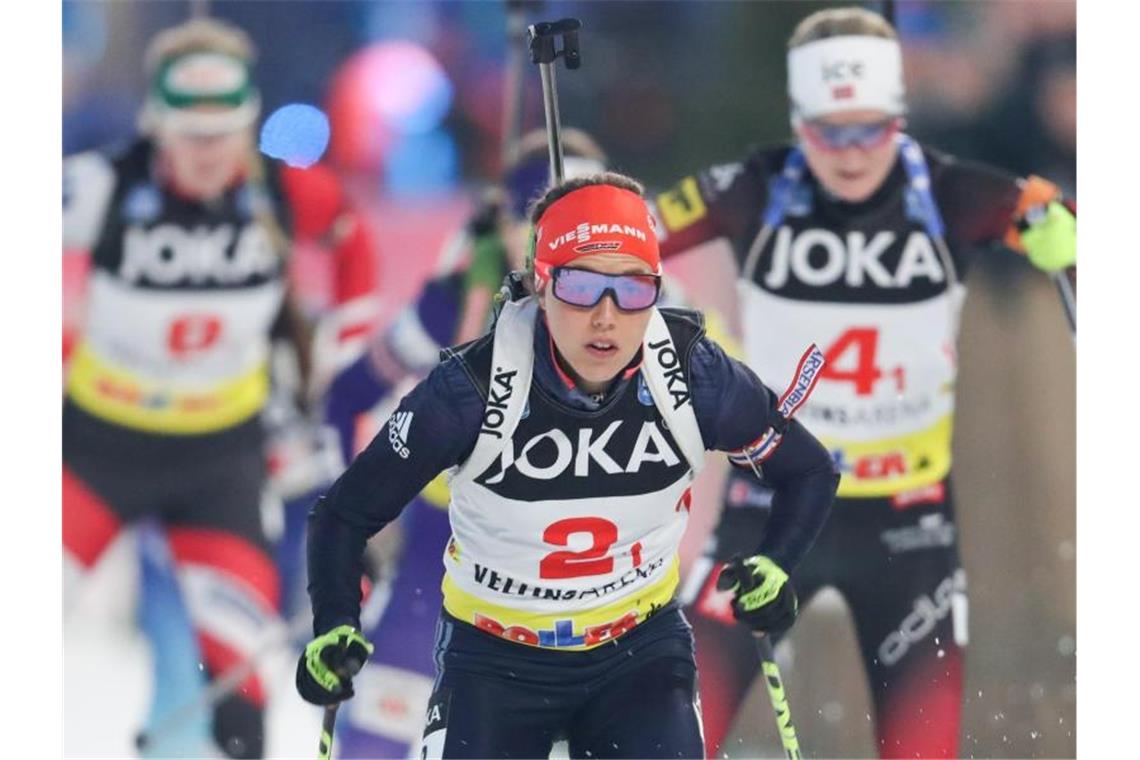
[655, 148, 780, 260]
[307, 357, 483, 634]
[689, 336, 838, 571]
[928, 146, 1023, 250]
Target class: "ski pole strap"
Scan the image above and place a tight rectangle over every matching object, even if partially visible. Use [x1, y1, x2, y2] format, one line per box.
[895, 133, 946, 239]
[727, 343, 824, 475]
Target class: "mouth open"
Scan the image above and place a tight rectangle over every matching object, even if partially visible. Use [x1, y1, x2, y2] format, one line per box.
[585, 340, 618, 358]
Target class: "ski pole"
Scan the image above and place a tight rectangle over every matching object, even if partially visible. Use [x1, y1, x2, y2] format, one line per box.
[135, 612, 312, 752]
[527, 17, 581, 183]
[755, 634, 803, 760]
[316, 656, 364, 760]
[1053, 266, 1076, 340]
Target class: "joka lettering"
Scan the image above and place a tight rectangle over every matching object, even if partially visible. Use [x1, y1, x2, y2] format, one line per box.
[764, 227, 944, 290]
[479, 366, 517, 439]
[548, 222, 648, 252]
[121, 223, 277, 285]
[473, 611, 640, 648]
[481, 420, 680, 484]
[647, 338, 691, 410]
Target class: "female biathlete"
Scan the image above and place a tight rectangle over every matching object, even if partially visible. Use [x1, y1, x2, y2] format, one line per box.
[63, 18, 379, 758]
[297, 173, 839, 758]
[653, 7, 1076, 758]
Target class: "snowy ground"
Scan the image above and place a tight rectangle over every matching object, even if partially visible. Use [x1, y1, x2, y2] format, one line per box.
[65, 532, 323, 759]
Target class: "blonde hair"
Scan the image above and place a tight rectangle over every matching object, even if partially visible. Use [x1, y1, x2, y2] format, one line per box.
[512, 128, 608, 171]
[144, 17, 257, 79]
[788, 7, 897, 49]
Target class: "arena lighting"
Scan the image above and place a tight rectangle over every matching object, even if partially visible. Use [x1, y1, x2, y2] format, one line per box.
[327, 40, 454, 170]
[259, 103, 331, 168]
[384, 129, 459, 196]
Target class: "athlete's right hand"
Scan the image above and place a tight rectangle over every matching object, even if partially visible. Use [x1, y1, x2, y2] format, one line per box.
[295, 624, 374, 705]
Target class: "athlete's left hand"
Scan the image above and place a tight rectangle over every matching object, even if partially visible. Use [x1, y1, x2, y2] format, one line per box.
[717, 554, 798, 636]
[1018, 200, 1076, 273]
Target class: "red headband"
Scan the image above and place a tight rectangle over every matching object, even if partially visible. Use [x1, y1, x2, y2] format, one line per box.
[534, 184, 660, 272]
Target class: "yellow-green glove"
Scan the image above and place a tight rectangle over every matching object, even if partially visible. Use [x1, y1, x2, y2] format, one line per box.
[295, 624, 374, 706]
[1019, 200, 1076, 273]
[716, 554, 799, 636]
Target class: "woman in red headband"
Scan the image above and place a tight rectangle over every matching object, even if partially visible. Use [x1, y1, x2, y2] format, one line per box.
[297, 173, 839, 758]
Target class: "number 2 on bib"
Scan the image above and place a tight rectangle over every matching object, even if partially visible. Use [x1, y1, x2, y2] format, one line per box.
[539, 517, 642, 579]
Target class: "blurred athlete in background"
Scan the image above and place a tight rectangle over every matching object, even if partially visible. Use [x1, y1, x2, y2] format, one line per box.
[656, 7, 1075, 758]
[62, 17, 379, 758]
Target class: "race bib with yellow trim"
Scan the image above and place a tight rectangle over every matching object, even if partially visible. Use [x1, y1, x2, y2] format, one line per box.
[738, 272, 967, 500]
[66, 342, 268, 434]
[824, 414, 953, 498]
[440, 556, 679, 651]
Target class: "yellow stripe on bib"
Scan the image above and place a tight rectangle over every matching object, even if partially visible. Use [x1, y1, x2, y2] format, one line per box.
[827, 414, 953, 498]
[66, 342, 267, 434]
[441, 556, 680, 651]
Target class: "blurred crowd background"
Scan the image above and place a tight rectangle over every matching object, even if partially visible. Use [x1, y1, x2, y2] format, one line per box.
[63, 1, 1076, 757]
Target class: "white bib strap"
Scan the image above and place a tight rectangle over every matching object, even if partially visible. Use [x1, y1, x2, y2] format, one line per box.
[451, 297, 538, 485]
[640, 309, 706, 476]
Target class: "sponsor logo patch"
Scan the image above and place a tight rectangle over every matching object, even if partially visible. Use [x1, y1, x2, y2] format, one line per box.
[388, 411, 413, 459]
[656, 177, 708, 232]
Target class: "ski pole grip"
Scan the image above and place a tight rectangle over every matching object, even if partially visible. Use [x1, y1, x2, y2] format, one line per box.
[528, 18, 581, 68]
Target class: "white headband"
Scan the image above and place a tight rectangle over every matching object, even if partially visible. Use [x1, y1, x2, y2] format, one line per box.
[788, 36, 905, 120]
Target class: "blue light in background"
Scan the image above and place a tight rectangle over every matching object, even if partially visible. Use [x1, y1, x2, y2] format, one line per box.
[384, 129, 459, 198]
[259, 103, 331, 168]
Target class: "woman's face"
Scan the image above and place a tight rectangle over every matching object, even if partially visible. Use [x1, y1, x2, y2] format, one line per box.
[796, 109, 900, 203]
[539, 253, 656, 394]
[157, 113, 252, 200]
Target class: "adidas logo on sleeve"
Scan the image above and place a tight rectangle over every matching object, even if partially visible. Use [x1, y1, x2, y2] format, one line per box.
[388, 411, 413, 459]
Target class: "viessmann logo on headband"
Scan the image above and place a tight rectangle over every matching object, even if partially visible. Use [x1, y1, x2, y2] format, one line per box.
[535, 185, 661, 271]
[546, 222, 650, 255]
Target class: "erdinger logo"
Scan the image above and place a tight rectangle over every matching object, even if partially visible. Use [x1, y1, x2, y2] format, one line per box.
[481, 419, 680, 484]
[480, 366, 517, 439]
[647, 338, 690, 410]
[764, 227, 944, 290]
[822, 59, 865, 82]
[121, 223, 277, 285]
[547, 223, 648, 252]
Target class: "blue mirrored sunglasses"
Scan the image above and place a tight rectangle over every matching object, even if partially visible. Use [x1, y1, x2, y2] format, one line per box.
[800, 117, 900, 151]
[550, 266, 661, 312]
